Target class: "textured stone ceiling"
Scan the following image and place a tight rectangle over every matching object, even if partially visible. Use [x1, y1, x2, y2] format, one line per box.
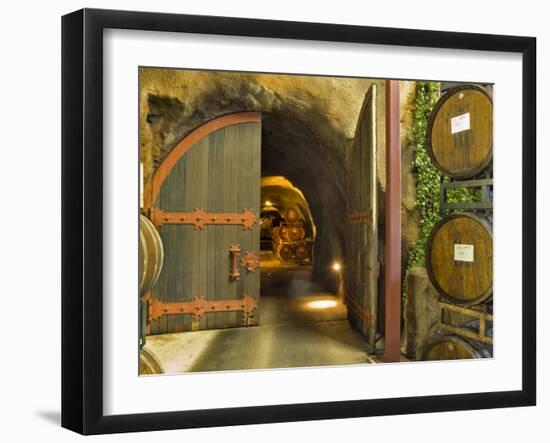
[140, 68, 380, 287]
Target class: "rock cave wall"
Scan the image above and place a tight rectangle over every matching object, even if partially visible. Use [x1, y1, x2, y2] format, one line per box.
[140, 68, 418, 293]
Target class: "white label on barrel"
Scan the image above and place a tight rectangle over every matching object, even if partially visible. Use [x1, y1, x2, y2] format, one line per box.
[451, 112, 470, 134]
[454, 244, 474, 262]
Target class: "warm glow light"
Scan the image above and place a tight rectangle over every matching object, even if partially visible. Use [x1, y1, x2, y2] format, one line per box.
[307, 300, 338, 309]
[264, 200, 272, 207]
[332, 262, 342, 272]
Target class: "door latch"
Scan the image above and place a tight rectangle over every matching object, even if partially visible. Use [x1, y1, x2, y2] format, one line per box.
[229, 244, 241, 280]
[241, 251, 260, 273]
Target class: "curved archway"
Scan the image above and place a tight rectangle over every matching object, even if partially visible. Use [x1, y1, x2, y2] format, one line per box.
[143, 76, 357, 291]
[145, 112, 261, 209]
[260, 114, 347, 291]
[261, 176, 316, 241]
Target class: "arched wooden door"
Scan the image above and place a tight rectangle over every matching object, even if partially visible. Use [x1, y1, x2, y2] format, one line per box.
[346, 85, 378, 352]
[146, 113, 262, 334]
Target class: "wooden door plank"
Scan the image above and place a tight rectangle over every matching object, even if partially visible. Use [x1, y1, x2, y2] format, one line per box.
[347, 84, 378, 350]
[157, 179, 171, 333]
[205, 129, 221, 329]
[237, 123, 250, 327]
[222, 125, 240, 328]
[148, 115, 262, 334]
[185, 138, 209, 330]
[173, 158, 188, 332]
[164, 160, 179, 333]
[212, 127, 226, 329]
[233, 122, 261, 326]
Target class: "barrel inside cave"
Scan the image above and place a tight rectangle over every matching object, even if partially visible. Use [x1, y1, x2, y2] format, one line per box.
[138, 68, 494, 373]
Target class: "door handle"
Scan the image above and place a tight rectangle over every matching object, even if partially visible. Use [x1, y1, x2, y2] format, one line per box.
[229, 244, 241, 280]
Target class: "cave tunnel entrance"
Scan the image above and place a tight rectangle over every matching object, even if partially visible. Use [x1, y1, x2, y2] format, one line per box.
[258, 175, 345, 329]
[141, 70, 382, 373]
[257, 104, 351, 342]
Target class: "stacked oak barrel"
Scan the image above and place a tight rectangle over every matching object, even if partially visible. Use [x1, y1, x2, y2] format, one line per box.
[422, 85, 494, 361]
[272, 208, 312, 263]
[139, 214, 164, 296]
[138, 214, 165, 373]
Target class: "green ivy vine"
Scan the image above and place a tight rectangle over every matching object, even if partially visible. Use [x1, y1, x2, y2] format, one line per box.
[406, 81, 441, 272]
[403, 82, 479, 300]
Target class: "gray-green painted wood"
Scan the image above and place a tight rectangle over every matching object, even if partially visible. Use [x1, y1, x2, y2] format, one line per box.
[151, 120, 261, 334]
[346, 85, 378, 351]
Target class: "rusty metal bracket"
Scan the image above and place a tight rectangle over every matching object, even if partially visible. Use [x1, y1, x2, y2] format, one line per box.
[229, 244, 241, 280]
[150, 207, 257, 230]
[347, 211, 372, 225]
[148, 293, 258, 326]
[240, 251, 260, 273]
[345, 295, 372, 324]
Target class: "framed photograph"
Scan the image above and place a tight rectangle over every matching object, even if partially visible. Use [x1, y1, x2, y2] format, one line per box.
[61, 8, 536, 435]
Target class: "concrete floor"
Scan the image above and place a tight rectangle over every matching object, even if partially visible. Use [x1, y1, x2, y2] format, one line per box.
[145, 252, 372, 374]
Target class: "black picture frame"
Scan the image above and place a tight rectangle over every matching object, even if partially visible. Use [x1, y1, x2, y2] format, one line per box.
[61, 8, 537, 435]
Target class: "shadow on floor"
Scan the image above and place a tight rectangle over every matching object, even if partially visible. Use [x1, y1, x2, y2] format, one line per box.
[145, 252, 372, 374]
[35, 410, 60, 426]
[183, 254, 370, 372]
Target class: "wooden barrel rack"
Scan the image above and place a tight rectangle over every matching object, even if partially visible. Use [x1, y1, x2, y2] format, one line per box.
[423, 84, 494, 361]
[423, 333, 492, 361]
[423, 301, 493, 360]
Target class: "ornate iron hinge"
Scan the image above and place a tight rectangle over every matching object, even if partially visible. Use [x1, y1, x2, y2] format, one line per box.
[150, 207, 257, 230]
[148, 293, 258, 326]
[241, 251, 260, 273]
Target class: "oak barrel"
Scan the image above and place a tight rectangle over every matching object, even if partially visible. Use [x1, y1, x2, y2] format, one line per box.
[284, 208, 299, 222]
[139, 214, 164, 295]
[426, 213, 492, 305]
[274, 226, 290, 241]
[424, 318, 493, 361]
[427, 85, 493, 179]
[294, 243, 308, 261]
[139, 347, 165, 375]
[275, 242, 293, 261]
[422, 334, 492, 361]
[287, 226, 305, 241]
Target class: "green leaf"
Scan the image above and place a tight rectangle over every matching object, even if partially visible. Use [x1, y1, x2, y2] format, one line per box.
[403, 82, 441, 301]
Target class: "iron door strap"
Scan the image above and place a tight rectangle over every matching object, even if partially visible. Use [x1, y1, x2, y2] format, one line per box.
[347, 210, 372, 224]
[150, 207, 257, 229]
[148, 294, 258, 327]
